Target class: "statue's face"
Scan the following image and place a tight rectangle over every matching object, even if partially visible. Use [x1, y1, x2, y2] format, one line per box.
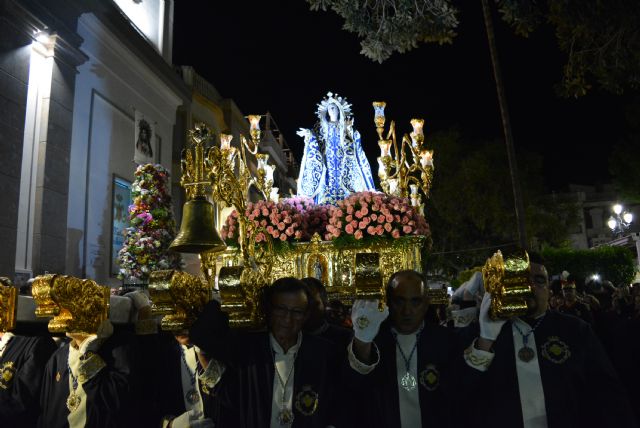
[327, 103, 339, 121]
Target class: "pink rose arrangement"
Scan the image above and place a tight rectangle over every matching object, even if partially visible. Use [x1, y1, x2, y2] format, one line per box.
[325, 191, 430, 242]
[221, 199, 305, 245]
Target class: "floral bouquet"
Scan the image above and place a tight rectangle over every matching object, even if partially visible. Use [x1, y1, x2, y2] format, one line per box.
[221, 199, 306, 248]
[281, 196, 330, 240]
[118, 164, 182, 282]
[325, 191, 430, 244]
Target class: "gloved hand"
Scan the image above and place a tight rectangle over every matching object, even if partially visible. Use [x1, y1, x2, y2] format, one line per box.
[351, 299, 389, 343]
[124, 290, 152, 321]
[170, 409, 214, 428]
[478, 292, 507, 341]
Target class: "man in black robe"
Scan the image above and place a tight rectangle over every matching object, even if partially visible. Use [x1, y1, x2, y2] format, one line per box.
[0, 329, 56, 427]
[190, 277, 342, 428]
[301, 277, 352, 349]
[469, 253, 637, 428]
[347, 270, 482, 428]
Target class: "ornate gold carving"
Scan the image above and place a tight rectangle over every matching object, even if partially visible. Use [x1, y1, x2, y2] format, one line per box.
[482, 250, 533, 320]
[0, 277, 17, 332]
[148, 270, 211, 331]
[32, 275, 109, 334]
[203, 236, 427, 327]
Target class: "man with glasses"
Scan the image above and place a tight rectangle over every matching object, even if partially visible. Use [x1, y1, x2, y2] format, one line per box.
[465, 252, 637, 428]
[558, 280, 594, 325]
[189, 277, 342, 427]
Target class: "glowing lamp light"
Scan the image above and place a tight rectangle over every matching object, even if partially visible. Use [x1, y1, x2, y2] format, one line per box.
[35, 31, 50, 44]
[373, 101, 386, 128]
[410, 118, 424, 137]
[270, 187, 280, 202]
[607, 217, 618, 231]
[591, 274, 601, 282]
[256, 153, 269, 171]
[248, 115, 261, 131]
[613, 204, 623, 215]
[220, 134, 233, 151]
[419, 150, 433, 168]
[623, 212, 633, 224]
[388, 178, 399, 195]
[264, 164, 274, 182]
[379, 139, 392, 157]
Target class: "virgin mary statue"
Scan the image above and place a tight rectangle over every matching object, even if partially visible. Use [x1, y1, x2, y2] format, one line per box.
[296, 92, 375, 204]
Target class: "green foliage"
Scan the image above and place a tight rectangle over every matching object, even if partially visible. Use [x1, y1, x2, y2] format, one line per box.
[423, 129, 579, 277]
[308, 0, 640, 96]
[306, 0, 458, 62]
[609, 96, 640, 202]
[542, 246, 637, 286]
[499, 0, 640, 97]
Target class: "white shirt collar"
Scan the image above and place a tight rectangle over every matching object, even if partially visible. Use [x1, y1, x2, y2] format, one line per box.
[270, 332, 302, 355]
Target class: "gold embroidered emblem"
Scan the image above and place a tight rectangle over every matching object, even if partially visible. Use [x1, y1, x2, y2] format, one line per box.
[541, 336, 571, 364]
[56, 372, 61, 382]
[419, 364, 440, 391]
[0, 361, 15, 389]
[295, 385, 319, 416]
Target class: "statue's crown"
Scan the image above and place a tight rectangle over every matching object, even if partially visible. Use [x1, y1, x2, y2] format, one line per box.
[316, 91, 352, 120]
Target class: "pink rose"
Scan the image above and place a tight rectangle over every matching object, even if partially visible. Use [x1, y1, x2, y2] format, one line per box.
[358, 221, 367, 230]
[355, 210, 363, 219]
[402, 216, 409, 224]
[361, 206, 369, 215]
[350, 220, 358, 229]
[280, 234, 287, 241]
[346, 215, 353, 222]
[255, 233, 264, 243]
[253, 209, 260, 217]
[371, 213, 378, 221]
[392, 229, 400, 239]
[367, 225, 376, 235]
[345, 224, 354, 234]
[403, 225, 412, 234]
[377, 215, 386, 224]
[354, 230, 363, 240]
[286, 227, 294, 236]
[266, 226, 274, 233]
[271, 230, 280, 238]
[260, 220, 267, 227]
[277, 222, 286, 231]
[384, 223, 392, 232]
[262, 208, 269, 216]
[347, 205, 354, 214]
[295, 230, 303, 239]
[376, 225, 384, 235]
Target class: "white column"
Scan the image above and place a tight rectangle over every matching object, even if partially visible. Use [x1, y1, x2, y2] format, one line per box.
[14, 35, 56, 276]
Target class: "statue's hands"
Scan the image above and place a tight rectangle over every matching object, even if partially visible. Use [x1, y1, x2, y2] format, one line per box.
[296, 128, 312, 142]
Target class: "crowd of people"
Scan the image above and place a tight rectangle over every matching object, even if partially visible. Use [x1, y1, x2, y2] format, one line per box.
[0, 253, 638, 427]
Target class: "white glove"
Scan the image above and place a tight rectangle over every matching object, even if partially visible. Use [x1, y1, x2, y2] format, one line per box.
[351, 300, 389, 343]
[478, 292, 507, 341]
[465, 271, 483, 297]
[170, 409, 213, 428]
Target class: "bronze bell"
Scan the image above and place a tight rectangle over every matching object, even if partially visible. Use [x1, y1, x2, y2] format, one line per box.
[170, 197, 226, 254]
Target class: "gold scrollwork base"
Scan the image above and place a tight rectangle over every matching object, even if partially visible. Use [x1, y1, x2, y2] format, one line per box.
[201, 235, 427, 328]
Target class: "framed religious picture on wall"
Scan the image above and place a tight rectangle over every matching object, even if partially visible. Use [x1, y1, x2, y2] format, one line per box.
[134, 110, 156, 164]
[111, 175, 132, 276]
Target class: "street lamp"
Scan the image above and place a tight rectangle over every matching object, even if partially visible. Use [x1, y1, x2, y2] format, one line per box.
[607, 203, 633, 236]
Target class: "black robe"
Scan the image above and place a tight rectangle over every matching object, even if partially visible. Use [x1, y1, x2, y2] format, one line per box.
[476, 310, 637, 428]
[0, 334, 56, 428]
[38, 332, 136, 428]
[345, 322, 481, 428]
[190, 301, 342, 428]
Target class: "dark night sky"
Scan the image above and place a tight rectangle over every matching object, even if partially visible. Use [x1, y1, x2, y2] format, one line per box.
[173, 1, 633, 191]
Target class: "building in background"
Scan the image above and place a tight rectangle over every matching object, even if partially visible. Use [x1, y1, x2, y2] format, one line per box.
[1, 0, 300, 286]
[1, 0, 189, 286]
